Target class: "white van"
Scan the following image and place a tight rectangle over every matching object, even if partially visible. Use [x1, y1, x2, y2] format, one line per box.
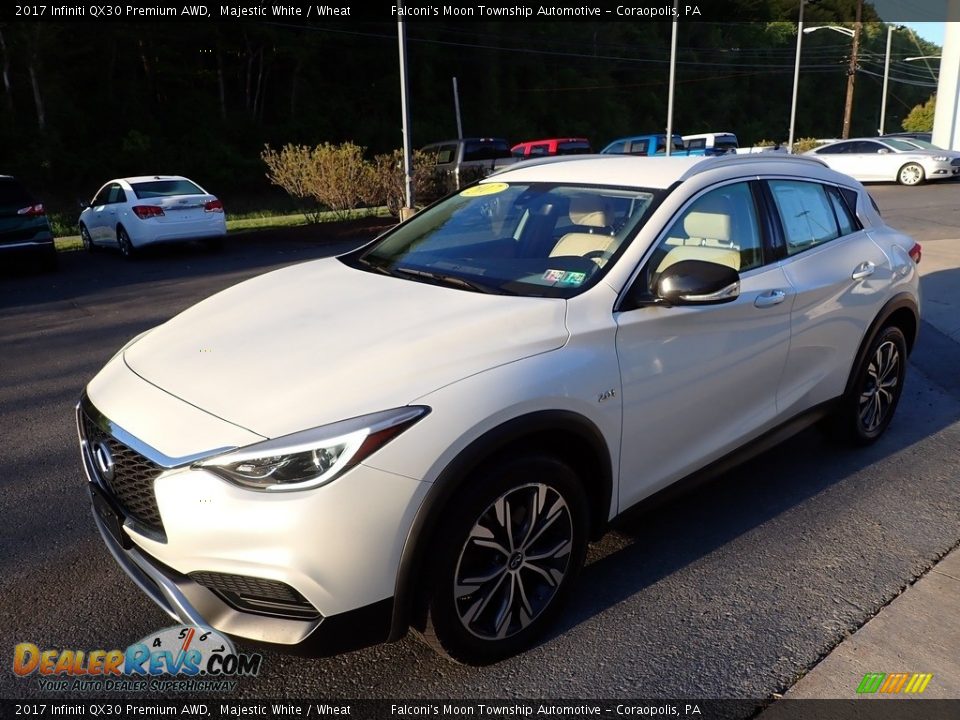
[682, 132, 739, 155]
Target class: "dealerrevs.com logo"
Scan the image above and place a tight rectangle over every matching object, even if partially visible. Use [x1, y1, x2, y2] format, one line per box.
[13, 625, 262, 693]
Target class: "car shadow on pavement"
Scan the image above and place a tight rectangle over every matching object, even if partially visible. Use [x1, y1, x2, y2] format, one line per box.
[0, 226, 380, 311]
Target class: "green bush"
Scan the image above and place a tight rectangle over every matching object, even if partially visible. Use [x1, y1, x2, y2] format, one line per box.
[261, 142, 378, 223]
[791, 137, 822, 154]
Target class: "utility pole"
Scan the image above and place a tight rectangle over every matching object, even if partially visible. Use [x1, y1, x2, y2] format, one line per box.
[841, 0, 863, 139]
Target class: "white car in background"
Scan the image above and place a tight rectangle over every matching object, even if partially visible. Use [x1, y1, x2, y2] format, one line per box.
[78, 154, 921, 664]
[896, 137, 960, 166]
[79, 176, 226, 257]
[806, 137, 959, 186]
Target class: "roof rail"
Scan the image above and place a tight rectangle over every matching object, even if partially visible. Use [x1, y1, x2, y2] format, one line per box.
[681, 153, 827, 180]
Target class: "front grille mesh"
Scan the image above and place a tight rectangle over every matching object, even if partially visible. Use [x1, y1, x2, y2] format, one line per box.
[82, 412, 165, 534]
[189, 571, 320, 620]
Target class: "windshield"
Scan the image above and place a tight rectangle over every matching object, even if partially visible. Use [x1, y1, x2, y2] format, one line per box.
[883, 139, 919, 152]
[345, 182, 659, 298]
[903, 139, 938, 150]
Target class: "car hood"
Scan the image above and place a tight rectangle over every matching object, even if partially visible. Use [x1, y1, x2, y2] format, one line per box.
[123, 258, 568, 439]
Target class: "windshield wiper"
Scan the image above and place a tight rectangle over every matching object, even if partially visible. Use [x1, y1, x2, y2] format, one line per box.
[394, 267, 501, 295]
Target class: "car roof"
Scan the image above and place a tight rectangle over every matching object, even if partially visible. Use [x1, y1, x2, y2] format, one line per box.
[489, 153, 837, 190]
[116, 175, 192, 184]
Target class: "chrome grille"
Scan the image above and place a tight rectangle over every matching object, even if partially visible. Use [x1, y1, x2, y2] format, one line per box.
[81, 411, 165, 534]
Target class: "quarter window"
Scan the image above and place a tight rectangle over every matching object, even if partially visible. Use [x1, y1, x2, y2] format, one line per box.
[826, 186, 859, 236]
[769, 180, 841, 254]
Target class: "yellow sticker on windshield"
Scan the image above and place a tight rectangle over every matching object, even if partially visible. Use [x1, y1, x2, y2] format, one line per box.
[460, 183, 509, 197]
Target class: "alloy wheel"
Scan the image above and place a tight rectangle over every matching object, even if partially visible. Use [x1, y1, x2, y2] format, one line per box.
[858, 340, 900, 433]
[453, 483, 573, 641]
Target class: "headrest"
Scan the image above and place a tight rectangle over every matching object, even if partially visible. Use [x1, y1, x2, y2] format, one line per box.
[568, 195, 611, 228]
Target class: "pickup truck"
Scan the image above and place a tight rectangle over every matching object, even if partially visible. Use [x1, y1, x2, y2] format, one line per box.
[600, 133, 697, 156]
[420, 138, 519, 194]
[511, 137, 592, 158]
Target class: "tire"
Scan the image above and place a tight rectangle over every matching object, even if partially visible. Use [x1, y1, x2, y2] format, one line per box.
[828, 325, 907, 445]
[419, 454, 588, 664]
[897, 162, 925, 187]
[79, 224, 95, 253]
[117, 227, 136, 259]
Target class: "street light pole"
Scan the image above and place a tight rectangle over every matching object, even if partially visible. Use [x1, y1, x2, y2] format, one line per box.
[397, 4, 414, 217]
[787, 0, 805, 154]
[665, 0, 678, 157]
[879, 25, 894, 135]
[841, 0, 863, 139]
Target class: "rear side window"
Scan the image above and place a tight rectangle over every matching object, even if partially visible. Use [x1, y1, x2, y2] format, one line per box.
[108, 185, 127, 204]
[462, 141, 511, 162]
[0, 178, 34, 207]
[557, 141, 591, 154]
[769, 180, 840, 255]
[131, 180, 204, 199]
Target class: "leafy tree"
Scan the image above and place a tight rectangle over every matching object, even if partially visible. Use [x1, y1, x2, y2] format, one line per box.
[902, 95, 936, 132]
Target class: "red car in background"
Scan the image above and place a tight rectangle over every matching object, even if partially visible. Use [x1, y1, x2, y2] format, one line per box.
[511, 137, 592, 158]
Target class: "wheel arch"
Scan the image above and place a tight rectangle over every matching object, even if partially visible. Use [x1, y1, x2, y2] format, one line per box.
[843, 292, 919, 398]
[388, 409, 613, 640]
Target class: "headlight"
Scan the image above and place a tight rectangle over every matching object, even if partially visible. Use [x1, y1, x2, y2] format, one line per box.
[196, 406, 429, 491]
[932, 155, 949, 162]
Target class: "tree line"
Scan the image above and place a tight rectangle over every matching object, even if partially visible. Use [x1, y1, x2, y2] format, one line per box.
[0, 2, 939, 214]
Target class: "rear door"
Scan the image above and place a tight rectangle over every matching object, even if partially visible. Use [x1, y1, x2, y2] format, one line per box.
[764, 179, 891, 416]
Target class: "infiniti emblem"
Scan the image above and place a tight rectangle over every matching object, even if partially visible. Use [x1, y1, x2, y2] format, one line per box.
[92, 441, 115, 483]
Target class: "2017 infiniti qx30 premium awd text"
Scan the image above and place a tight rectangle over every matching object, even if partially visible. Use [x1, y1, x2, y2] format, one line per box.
[78, 154, 921, 664]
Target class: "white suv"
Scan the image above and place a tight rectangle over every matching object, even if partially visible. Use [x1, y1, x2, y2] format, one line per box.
[78, 154, 921, 664]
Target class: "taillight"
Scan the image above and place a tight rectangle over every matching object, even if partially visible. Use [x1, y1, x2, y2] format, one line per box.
[17, 203, 45, 217]
[204, 199, 223, 213]
[908, 242, 922, 264]
[132, 205, 164, 220]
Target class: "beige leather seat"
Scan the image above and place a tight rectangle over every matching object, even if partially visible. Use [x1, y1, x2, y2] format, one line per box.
[550, 195, 615, 263]
[656, 195, 740, 273]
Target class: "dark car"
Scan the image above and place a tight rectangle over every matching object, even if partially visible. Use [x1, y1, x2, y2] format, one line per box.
[0, 175, 57, 271]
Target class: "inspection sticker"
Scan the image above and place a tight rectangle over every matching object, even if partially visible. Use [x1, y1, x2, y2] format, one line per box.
[542, 270, 588, 286]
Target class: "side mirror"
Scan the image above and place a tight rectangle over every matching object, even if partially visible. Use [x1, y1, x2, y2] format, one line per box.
[78, 199, 90, 210]
[655, 260, 740, 306]
[877, 148, 890, 155]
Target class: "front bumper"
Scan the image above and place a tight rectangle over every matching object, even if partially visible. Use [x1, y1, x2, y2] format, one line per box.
[77, 384, 430, 651]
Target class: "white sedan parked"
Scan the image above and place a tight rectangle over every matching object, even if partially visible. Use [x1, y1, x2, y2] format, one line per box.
[79, 176, 226, 257]
[805, 137, 959, 186]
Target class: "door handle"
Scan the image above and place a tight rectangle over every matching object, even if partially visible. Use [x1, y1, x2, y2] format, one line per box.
[754, 289, 786, 308]
[851, 261, 876, 281]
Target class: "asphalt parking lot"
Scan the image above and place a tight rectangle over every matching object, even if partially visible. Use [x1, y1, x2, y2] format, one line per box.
[1, 184, 959, 709]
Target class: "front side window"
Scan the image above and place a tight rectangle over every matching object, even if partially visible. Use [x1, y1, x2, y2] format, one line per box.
[643, 181, 764, 292]
[91, 186, 112, 206]
[345, 183, 660, 298]
[769, 180, 841, 255]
